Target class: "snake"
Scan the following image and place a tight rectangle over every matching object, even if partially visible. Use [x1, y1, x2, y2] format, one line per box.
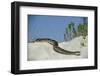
[32, 38, 80, 56]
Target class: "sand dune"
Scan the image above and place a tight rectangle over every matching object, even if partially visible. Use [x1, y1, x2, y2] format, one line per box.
[28, 36, 88, 61]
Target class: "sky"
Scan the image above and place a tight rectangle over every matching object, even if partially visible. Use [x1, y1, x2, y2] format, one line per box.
[28, 15, 87, 42]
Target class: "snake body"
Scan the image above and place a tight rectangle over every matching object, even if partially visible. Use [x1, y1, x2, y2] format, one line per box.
[32, 38, 80, 56]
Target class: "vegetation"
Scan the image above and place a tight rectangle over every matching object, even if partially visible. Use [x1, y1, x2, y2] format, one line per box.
[64, 17, 88, 45]
[64, 33, 67, 41]
[77, 24, 87, 37]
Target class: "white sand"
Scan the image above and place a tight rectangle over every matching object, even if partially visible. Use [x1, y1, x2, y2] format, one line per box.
[28, 36, 88, 61]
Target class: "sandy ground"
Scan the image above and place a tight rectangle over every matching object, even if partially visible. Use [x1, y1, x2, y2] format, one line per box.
[28, 36, 88, 61]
